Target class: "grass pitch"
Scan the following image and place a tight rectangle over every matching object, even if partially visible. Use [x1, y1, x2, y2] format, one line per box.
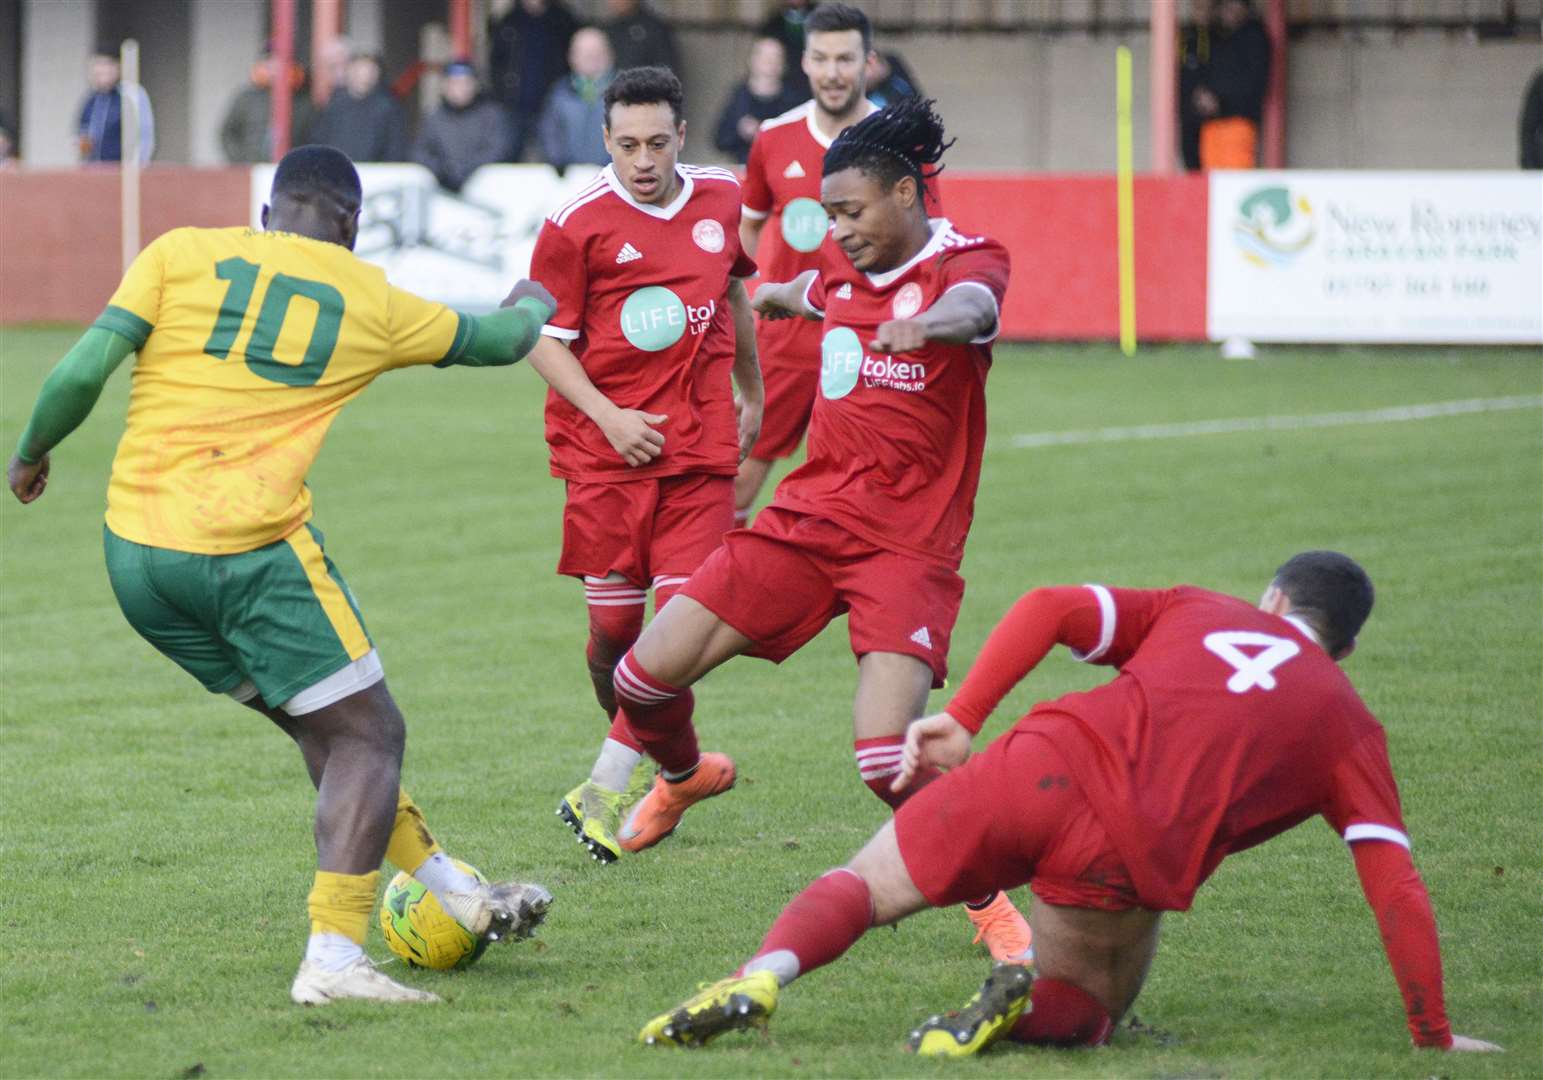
[1, 329, 1539, 1078]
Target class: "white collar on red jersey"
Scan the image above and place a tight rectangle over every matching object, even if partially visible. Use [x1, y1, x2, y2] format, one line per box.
[805, 98, 880, 149]
[1282, 615, 1324, 649]
[602, 164, 695, 221]
[866, 217, 954, 289]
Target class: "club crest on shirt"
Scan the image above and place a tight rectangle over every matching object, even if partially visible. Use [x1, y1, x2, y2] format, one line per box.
[692, 219, 725, 253]
[892, 282, 924, 320]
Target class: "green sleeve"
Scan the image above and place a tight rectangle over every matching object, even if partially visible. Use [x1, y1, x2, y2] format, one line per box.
[14, 325, 138, 463]
[434, 296, 554, 369]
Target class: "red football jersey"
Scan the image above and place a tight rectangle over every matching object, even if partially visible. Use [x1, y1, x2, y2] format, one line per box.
[768, 219, 1010, 568]
[531, 164, 758, 482]
[742, 101, 852, 373]
[1022, 585, 1410, 911]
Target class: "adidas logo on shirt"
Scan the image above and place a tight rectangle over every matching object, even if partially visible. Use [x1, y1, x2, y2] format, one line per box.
[616, 242, 643, 264]
[909, 626, 932, 649]
[783, 160, 806, 178]
[836, 283, 853, 300]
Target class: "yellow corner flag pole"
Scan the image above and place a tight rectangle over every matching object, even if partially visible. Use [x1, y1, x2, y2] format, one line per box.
[1116, 44, 1137, 357]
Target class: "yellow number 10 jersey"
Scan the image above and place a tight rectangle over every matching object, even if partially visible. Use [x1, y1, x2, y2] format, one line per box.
[98, 227, 470, 555]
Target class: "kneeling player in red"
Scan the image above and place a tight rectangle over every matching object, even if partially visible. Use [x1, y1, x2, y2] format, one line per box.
[604, 96, 1032, 961]
[637, 552, 1503, 1056]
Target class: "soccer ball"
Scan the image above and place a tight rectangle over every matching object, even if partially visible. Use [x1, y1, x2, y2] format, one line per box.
[378, 860, 489, 971]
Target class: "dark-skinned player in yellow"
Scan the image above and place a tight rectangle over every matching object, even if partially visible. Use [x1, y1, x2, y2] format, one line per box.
[8, 145, 555, 1005]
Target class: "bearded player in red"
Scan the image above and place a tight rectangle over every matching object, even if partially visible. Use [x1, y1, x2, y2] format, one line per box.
[602, 96, 1033, 962]
[734, 2, 878, 527]
[636, 551, 1504, 1056]
[526, 66, 763, 863]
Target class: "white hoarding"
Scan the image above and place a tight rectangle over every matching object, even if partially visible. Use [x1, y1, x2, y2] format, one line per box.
[250, 163, 602, 313]
[1207, 171, 1543, 344]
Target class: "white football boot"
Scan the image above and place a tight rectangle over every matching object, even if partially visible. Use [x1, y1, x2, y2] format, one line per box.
[290, 955, 442, 1005]
[440, 881, 553, 942]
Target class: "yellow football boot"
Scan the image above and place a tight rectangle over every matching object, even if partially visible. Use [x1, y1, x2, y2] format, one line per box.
[638, 970, 780, 1047]
[907, 962, 1034, 1057]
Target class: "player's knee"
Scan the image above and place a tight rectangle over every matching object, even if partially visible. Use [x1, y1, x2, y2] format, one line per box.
[611, 649, 689, 716]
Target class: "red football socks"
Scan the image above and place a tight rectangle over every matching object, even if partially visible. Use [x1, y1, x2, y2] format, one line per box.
[584, 580, 645, 719]
[740, 868, 874, 985]
[854, 735, 940, 809]
[1010, 977, 1113, 1047]
[612, 651, 699, 775]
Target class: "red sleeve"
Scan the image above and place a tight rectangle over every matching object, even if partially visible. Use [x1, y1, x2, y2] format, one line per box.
[729, 205, 758, 278]
[938, 241, 1010, 342]
[742, 133, 772, 216]
[1351, 840, 1452, 1048]
[529, 220, 587, 340]
[944, 586, 1106, 734]
[1321, 725, 1409, 845]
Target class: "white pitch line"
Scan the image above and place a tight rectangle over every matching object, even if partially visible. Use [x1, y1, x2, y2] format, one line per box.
[1008, 395, 1543, 450]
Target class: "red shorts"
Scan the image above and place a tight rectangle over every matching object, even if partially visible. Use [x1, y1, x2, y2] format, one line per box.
[748, 365, 817, 461]
[895, 727, 1140, 912]
[558, 473, 734, 587]
[680, 506, 963, 686]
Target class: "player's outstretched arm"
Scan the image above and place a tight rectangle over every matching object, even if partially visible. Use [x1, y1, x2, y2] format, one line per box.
[1349, 837, 1501, 1051]
[870, 284, 996, 355]
[439, 280, 557, 368]
[8, 326, 137, 504]
[728, 278, 764, 461]
[525, 336, 667, 468]
[751, 269, 821, 321]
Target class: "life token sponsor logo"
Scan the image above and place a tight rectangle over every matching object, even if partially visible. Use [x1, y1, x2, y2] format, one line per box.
[821, 326, 928, 399]
[619, 286, 716, 350]
[692, 219, 725, 253]
[783, 159, 806, 178]
[781, 196, 829, 253]
[892, 282, 924, 319]
[616, 242, 643, 264]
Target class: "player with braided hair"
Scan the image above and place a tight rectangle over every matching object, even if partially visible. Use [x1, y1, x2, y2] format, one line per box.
[600, 96, 1030, 959]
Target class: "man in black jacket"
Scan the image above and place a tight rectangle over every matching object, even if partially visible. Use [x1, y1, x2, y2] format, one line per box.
[310, 52, 408, 164]
[1192, 0, 1269, 169]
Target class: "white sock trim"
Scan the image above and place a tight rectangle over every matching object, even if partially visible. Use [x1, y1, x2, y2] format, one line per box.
[305, 932, 364, 973]
[410, 851, 480, 903]
[590, 737, 643, 792]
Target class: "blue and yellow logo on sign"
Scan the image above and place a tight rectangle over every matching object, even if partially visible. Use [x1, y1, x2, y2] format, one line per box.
[1234, 186, 1316, 267]
[620, 286, 687, 351]
[781, 197, 829, 253]
[821, 327, 863, 400]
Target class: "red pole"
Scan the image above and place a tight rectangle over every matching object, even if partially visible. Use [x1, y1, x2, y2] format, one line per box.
[1261, 0, 1288, 167]
[449, 0, 473, 58]
[270, 0, 296, 160]
[1149, 0, 1178, 175]
[312, 0, 344, 106]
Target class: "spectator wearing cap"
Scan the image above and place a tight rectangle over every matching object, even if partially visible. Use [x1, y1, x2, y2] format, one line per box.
[77, 47, 155, 164]
[713, 37, 805, 164]
[310, 51, 408, 163]
[537, 27, 615, 174]
[413, 59, 512, 192]
[220, 49, 314, 163]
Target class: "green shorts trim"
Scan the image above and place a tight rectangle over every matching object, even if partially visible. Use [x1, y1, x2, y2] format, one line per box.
[103, 524, 373, 709]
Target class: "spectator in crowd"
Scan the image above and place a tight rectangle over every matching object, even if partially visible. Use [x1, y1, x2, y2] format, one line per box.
[314, 35, 354, 105]
[1521, 66, 1543, 169]
[759, 0, 815, 65]
[538, 27, 615, 174]
[310, 51, 409, 163]
[77, 47, 155, 164]
[713, 37, 806, 163]
[219, 50, 313, 164]
[490, 0, 580, 161]
[0, 111, 16, 168]
[1177, 0, 1212, 171]
[413, 59, 512, 192]
[604, 0, 680, 80]
[863, 50, 921, 109]
[1192, 0, 1269, 169]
